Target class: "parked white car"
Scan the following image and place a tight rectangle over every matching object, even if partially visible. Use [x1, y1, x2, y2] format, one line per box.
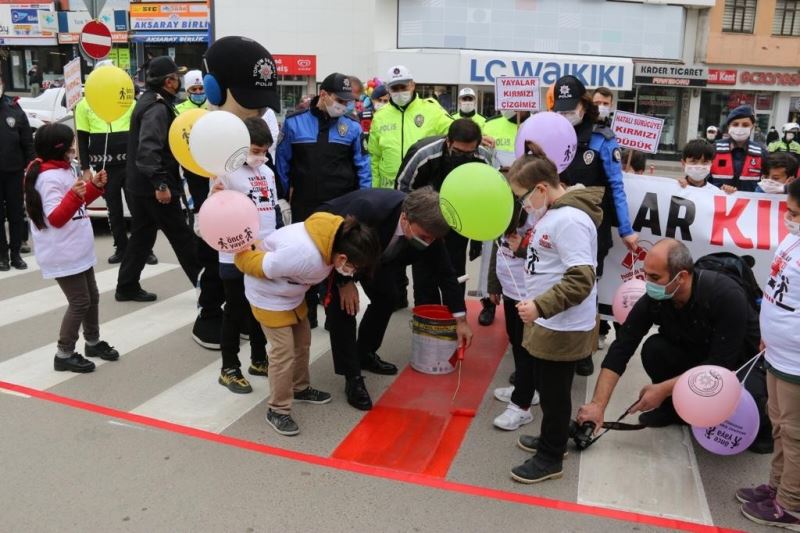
[17, 87, 75, 132]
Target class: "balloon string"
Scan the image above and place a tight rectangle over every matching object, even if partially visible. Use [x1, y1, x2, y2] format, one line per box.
[101, 130, 109, 171]
[495, 239, 525, 302]
[736, 350, 764, 384]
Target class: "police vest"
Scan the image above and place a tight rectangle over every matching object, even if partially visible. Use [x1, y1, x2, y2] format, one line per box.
[768, 139, 800, 155]
[560, 125, 607, 188]
[75, 98, 133, 167]
[711, 141, 763, 183]
[175, 99, 208, 114]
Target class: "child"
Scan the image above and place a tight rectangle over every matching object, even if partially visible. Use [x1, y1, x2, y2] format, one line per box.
[24, 123, 119, 373]
[757, 152, 798, 194]
[737, 179, 800, 529]
[212, 117, 279, 394]
[621, 149, 646, 175]
[235, 214, 380, 436]
[507, 142, 603, 484]
[487, 204, 540, 431]
[678, 139, 718, 190]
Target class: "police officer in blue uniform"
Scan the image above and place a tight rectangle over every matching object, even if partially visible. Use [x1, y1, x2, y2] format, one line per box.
[276, 72, 371, 327]
[552, 75, 639, 376]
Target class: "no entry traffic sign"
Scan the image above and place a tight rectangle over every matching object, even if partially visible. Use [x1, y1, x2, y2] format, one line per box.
[79, 20, 112, 60]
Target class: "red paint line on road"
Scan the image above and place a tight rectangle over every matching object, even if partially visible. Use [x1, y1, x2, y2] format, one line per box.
[0, 380, 741, 532]
[332, 300, 508, 476]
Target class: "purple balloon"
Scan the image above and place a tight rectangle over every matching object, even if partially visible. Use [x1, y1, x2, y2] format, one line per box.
[514, 112, 578, 173]
[691, 389, 759, 456]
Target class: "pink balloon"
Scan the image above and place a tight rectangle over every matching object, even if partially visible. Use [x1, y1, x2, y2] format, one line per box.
[691, 389, 759, 455]
[673, 365, 742, 428]
[514, 112, 578, 173]
[612, 279, 647, 324]
[198, 190, 260, 253]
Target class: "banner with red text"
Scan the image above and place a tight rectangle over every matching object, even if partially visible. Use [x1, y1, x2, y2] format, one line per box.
[599, 175, 787, 313]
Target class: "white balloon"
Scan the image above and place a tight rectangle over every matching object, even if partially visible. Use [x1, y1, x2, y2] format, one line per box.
[188, 110, 249, 176]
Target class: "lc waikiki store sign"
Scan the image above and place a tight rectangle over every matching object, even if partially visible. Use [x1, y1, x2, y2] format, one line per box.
[462, 51, 633, 89]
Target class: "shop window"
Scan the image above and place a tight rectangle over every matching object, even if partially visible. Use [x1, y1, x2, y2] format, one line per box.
[636, 87, 681, 152]
[773, 0, 800, 36]
[723, 0, 757, 33]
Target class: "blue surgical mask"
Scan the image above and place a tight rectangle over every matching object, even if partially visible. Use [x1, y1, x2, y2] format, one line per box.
[346, 101, 355, 114]
[646, 273, 681, 301]
[189, 92, 206, 105]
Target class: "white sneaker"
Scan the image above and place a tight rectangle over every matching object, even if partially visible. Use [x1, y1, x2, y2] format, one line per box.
[598, 334, 607, 350]
[493, 403, 534, 431]
[494, 385, 514, 403]
[494, 386, 540, 406]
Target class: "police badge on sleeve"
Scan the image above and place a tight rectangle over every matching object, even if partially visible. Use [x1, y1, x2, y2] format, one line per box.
[583, 151, 594, 165]
[613, 148, 622, 162]
[414, 114, 425, 127]
[6, 116, 16, 128]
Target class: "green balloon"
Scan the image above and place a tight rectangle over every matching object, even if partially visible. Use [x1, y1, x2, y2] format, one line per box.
[439, 162, 514, 241]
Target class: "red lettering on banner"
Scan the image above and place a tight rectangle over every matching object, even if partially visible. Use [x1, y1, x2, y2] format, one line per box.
[757, 199, 771, 250]
[779, 201, 789, 242]
[710, 197, 753, 248]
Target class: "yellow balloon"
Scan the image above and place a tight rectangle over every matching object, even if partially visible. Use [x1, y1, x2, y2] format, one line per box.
[84, 65, 135, 123]
[169, 108, 214, 178]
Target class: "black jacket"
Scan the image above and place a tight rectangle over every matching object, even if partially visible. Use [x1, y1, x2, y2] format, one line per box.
[395, 135, 492, 193]
[317, 189, 466, 314]
[0, 96, 34, 174]
[602, 271, 761, 376]
[126, 89, 180, 197]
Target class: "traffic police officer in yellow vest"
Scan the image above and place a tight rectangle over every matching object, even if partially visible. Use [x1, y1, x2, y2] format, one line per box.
[175, 70, 208, 114]
[768, 122, 800, 164]
[76, 62, 157, 265]
[451, 88, 486, 130]
[368, 65, 453, 188]
[483, 110, 530, 170]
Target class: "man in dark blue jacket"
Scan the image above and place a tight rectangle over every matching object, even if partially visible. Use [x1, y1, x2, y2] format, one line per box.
[277, 72, 371, 327]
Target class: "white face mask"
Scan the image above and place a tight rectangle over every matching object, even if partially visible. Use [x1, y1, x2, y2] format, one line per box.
[597, 105, 611, 120]
[390, 91, 412, 107]
[785, 215, 800, 236]
[786, 132, 796, 141]
[706, 133, 717, 141]
[374, 102, 386, 111]
[728, 126, 752, 142]
[459, 101, 475, 114]
[335, 264, 355, 277]
[502, 110, 516, 120]
[560, 110, 584, 126]
[246, 154, 267, 168]
[759, 179, 786, 194]
[521, 188, 548, 221]
[325, 99, 347, 118]
[684, 164, 711, 184]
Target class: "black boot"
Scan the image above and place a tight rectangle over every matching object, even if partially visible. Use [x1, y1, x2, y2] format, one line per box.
[9, 253, 27, 270]
[192, 314, 222, 350]
[345, 376, 372, 410]
[575, 355, 594, 376]
[478, 298, 496, 326]
[360, 351, 398, 375]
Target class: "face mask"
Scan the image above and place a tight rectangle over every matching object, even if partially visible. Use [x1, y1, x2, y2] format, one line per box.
[706, 134, 716, 141]
[785, 215, 800, 236]
[684, 164, 711, 183]
[560, 111, 584, 126]
[246, 154, 267, 168]
[786, 132, 796, 141]
[759, 179, 786, 194]
[728, 126, 751, 142]
[521, 188, 548, 221]
[598, 105, 611, 120]
[459, 102, 475, 114]
[391, 91, 412, 107]
[335, 264, 355, 277]
[646, 273, 681, 301]
[325, 99, 347, 118]
[346, 101, 355, 114]
[374, 102, 386, 111]
[189, 92, 206, 105]
[502, 110, 516, 120]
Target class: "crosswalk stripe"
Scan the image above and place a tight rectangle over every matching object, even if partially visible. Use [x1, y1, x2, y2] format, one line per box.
[130, 287, 371, 433]
[0, 256, 39, 279]
[0, 290, 197, 391]
[0, 263, 178, 329]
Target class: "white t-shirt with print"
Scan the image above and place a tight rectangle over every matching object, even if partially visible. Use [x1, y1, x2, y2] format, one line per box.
[495, 214, 533, 301]
[30, 168, 96, 279]
[215, 163, 279, 264]
[761, 233, 800, 376]
[524, 206, 597, 332]
[243, 222, 332, 311]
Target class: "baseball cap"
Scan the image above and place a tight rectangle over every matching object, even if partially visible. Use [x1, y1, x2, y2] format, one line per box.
[706, 125, 718, 133]
[320, 73, 355, 101]
[203, 36, 279, 112]
[552, 75, 586, 112]
[386, 65, 413, 87]
[183, 70, 203, 90]
[458, 87, 476, 99]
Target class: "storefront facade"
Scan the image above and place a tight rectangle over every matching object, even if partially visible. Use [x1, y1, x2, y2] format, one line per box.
[0, 2, 59, 92]
[56, 8, 129, 76]
[273, 54, 317, 120]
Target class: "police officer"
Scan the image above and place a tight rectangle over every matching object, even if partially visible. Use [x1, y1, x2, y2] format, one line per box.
[553, 75, 638, 376]
[276, 72, 371, 328]
[768, 122, 800, 163]
[711, 105, 769, 193]
[368, 65, 453, 189]
[484, 110, 530, 170]
[451, 88, 486, 129]
[0, 77, 34, 271]
[76, 63, 158, 266]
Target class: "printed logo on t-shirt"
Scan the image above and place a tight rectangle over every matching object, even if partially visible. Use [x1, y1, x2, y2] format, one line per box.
[525, 242, 539, 275]
[247, 174, 276, 212]
[538, 233, 552, 249]
[71, 205, 87, 221]
[764, 243, 797, 312]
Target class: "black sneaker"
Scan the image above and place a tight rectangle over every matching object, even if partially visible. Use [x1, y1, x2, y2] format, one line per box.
[115, 289, 157, 302]
[85, 341, 120, 361]
[108, 249, 124, 264]
[0, 258, 9, 272]
[517, 435, 569, 457]
[248, 361, 268, 376]
[511, 455, 564, 484]
[54, 353, 96, 373]
[294, 387, 332, 405]
[575, 355, 594, 376]
[478, 298, 496, 326]
[145, 252, 158, 266]
[218, 368, 252, 394]
[192, 315, 222, 351]
[266, 408, 299, 436]
[10, 254, 27, 270]
[345, 376, 372, 411]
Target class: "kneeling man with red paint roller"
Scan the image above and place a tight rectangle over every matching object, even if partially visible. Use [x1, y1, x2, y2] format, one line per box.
[317, 187, 473, 412]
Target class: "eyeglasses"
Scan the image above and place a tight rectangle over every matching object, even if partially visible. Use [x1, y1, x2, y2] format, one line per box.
[516, 189, 534, 206]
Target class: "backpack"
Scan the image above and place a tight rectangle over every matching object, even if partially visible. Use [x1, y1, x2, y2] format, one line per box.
[694, 252, 762, 311]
